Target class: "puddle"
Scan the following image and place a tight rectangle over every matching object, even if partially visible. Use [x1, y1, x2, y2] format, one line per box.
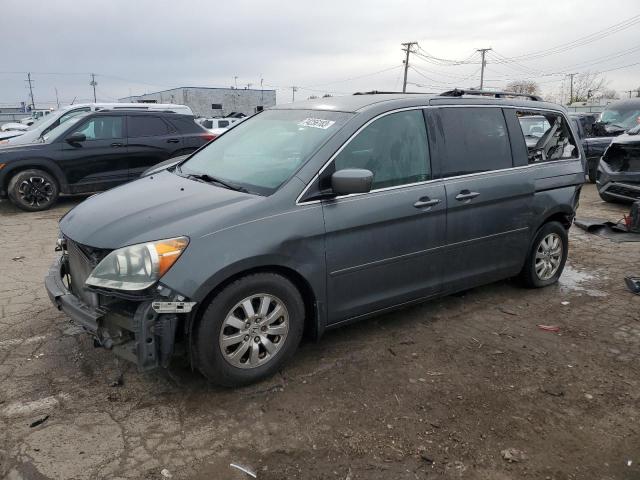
[559, 264, 608, 297]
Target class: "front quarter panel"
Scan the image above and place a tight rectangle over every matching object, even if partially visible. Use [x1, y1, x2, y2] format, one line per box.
[159, 177, 326, 317]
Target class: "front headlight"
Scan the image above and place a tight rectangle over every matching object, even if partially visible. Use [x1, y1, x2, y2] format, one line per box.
[85, 236, 189, 291]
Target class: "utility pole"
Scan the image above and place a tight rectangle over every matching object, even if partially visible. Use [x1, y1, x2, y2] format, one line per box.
[54, 88, 60, 109]
[90, 73, 98, 102]
[234, 76, 238, 89]
[476, 48, 492, 90]
[401, 41, 418, 93]
[260, 77, 264, 105]
[291, 86, 298, 102]
[26, 72, 35, 110]
[567, 73, 577, 105]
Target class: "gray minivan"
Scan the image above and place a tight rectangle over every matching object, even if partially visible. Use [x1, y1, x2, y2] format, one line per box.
[46, 90, 584, 386]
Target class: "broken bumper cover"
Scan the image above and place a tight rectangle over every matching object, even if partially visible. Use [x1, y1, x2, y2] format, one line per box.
[596, 161, 640, 201]
[45, 256, 191, 370]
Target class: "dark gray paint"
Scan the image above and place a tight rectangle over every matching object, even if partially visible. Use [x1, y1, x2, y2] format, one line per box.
[56, 93, 584, 338]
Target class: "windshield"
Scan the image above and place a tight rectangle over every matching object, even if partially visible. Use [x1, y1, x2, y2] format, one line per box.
[600, 106, 640, 129]
[41, 114, 87, 142]
[179, 109, 353, 195]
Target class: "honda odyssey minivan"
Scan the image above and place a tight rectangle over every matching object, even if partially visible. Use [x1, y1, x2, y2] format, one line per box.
[46, 90, 584, 386]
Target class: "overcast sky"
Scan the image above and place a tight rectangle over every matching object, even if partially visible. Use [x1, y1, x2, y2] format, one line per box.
[1, 0, 639, 108]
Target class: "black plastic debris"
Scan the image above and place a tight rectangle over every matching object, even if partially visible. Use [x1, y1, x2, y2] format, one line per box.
[624, 276, 640, 295]
[29, 415, 49, 428]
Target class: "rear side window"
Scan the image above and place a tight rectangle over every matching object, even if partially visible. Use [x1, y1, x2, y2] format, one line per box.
[517, 111, 578, 163]
[439, 107, 512, 177]
[333, 109, 430, 190]
[218, 120, 230, 128]
[127, 116, 169, 137]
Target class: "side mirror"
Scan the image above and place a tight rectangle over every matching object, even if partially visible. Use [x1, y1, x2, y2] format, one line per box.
[66, 132, 86, 144]
[331, 168, 373, 195]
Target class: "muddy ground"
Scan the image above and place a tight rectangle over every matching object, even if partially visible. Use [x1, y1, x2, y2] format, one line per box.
[0, 184, 639, 480]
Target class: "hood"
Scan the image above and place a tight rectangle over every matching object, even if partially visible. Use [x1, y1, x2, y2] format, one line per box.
[0, 128, 41, 146]
[0, 130, 26, 142]
[0, 142, 52, 156]
[60, 170, 263, 249]
[610, 131, 640, 146]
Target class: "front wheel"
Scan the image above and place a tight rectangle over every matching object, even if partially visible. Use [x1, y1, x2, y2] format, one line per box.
[194, 273, 305, 386]
[7, 169, 59, 211]
[520, 221, 568, 288]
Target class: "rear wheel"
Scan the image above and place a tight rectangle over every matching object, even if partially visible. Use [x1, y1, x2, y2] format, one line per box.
[520, 221, 568, 288]
[194, 273, 305, 386]
[7, 169, 59, 211]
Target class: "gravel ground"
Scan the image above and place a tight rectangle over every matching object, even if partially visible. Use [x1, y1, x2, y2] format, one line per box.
[1, 184, 639, 480]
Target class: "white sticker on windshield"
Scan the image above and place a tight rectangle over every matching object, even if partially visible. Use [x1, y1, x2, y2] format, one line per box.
[298, 118, 336, 129]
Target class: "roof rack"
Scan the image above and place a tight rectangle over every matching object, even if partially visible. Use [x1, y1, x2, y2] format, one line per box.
[353, 90, 433, 95]
[439, 88, 542, 101]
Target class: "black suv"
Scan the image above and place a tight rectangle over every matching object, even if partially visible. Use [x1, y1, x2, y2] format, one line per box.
[0, 110, 214, 211]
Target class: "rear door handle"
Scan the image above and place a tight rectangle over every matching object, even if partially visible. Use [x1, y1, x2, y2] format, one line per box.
[414, 197, 441, 209]
[167, 138, 180, 143]
[111, 142, 124, 147]
[455, 190, 480, 201]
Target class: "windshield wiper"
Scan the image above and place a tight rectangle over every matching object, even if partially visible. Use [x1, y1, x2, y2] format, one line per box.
[186, 173, 249, 193]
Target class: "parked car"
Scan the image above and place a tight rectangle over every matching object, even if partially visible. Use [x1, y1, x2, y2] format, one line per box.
[569, 112, 598, 137]
[198, 117, 243, 130]
[568, 114, 611, 182]
[0, 110, 213, 211]
[45, 90, 584, 386]
[596, 124, 640, 203]
[0, 122, 29, 132]
[576, 99, 640, 182]
[0, 102, 193, 146]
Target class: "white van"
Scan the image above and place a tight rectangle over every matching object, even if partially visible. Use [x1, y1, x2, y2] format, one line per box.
[0, 103, 193, 146]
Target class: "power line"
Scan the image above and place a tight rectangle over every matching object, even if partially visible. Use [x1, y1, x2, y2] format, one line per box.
[498, 14, 640, 62]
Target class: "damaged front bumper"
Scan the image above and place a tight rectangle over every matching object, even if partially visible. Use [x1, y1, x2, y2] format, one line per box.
[45, 255, 194, 370]
[596, 139, 640, 201]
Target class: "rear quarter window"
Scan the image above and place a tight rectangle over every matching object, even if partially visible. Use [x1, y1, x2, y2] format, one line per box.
[516, 111, 579, 163]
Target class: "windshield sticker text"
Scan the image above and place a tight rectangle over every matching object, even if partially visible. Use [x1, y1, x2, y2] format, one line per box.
[298, 118, 336, 129]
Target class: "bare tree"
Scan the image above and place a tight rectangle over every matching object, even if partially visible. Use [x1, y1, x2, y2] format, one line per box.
[505, 80, 540, 96]
[599, 89, 619, 100]
[571, 72, 609, 102]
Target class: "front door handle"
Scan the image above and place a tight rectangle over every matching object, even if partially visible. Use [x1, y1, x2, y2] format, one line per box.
[111, 142, 124, 147]
[167, 138, 180, 143]
[414, 197, 441, 209]
[455, 190, 480, 201]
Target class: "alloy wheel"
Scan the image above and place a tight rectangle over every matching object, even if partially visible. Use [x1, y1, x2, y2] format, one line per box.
[219, 293, 289, 369]
[535, 233, 563, 280]
[17, 176, 55, 208]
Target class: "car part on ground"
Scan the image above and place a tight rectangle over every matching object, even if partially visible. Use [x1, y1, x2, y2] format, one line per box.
[596, 126, 640, 203]
[45, 92, 584, 386]
[574, 216, 640, 243]
[624, 276, 640, 294]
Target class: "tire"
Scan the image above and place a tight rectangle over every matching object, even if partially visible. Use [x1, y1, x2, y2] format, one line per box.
[519, 221, 568, 288]
[194, 273, 305, 387]
[7, 169, 59, 211]
[587, 161, 598, 183]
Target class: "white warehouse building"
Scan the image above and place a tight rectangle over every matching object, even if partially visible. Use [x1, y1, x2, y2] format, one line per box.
[119, 87, 276, 117]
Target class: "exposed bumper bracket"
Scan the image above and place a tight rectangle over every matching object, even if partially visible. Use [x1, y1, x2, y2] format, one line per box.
[152, 301, 196, 313]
